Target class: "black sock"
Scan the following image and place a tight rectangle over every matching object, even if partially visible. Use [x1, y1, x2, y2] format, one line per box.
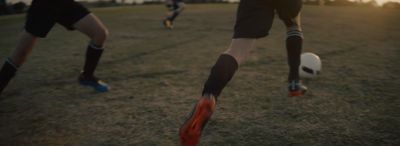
[83, 43, 104, 78]
[167, 11, 180, 22]
[286, 30, 303, 81]
[202, 54, 238, 99]
[0, 59, 18, 94]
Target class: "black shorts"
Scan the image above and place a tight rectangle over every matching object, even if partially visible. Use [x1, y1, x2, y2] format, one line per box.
[25, 0, 90, 38]
[166, 0, 184, 11]
[233, 0, 302, 38]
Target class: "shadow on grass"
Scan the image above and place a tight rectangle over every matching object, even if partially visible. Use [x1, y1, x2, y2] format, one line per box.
[318, 47, 358, 58]
[102, 35, 208, 65]
[109, 70, 187, 81]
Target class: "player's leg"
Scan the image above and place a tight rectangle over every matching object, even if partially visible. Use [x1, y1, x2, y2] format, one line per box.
[0, 31, 37, 95]
[276, 0, 307, 96]
[285, 19, 308, 96]
[179, 39, 255, 146]
[179, 0, 273, 145]
[73, 13, 109, 92]
[163, 1, 185, 29]
[163, 1, 174, 29]
[178, 39, 256, 146]
[168, 1, 185, 22]
[73, 13, 109, 76]
[0, 1, 54, 95]
[9, 31, 37, 67]
[54, 0, 109, 92]
[201, 39, 255, 98]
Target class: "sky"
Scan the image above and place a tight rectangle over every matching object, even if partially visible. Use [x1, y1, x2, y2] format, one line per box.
[360, 0, 400, 5]
[5, 0, 400, 6]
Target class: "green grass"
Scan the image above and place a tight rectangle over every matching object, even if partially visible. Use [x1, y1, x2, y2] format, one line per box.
[0, 4, 399, 146]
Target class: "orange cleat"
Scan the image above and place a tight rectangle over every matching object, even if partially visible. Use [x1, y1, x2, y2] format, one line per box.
[163, 19, 174, 29]
[179, 96, 216, 146]
[288, 80, 307, 97]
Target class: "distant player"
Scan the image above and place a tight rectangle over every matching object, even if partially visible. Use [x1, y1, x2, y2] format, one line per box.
[0, 0, 109, 95]
[163, 0, 185, 29]
[179, 0, 307, 145]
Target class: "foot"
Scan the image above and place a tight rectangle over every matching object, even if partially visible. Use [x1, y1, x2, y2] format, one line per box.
[78, 73, 109, 92]
[163, 19, 174, 29]
[288, 80, 307, 97]
[179, 96, 216, 146]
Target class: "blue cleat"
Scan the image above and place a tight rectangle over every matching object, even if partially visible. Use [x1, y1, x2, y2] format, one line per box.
[79, 74, 109, 92]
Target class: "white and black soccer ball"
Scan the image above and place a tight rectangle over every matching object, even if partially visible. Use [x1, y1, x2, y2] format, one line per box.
[299, 52, 321, 78]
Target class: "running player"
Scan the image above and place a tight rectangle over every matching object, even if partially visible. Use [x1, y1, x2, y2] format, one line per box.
[163, 0, 185, 29]
[0, 0, 109, 95]
[179, 0, 307, 145]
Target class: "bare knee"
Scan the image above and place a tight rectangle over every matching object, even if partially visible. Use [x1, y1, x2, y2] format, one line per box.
[74, 14, 109, 47]
[91, 27, 109, 47]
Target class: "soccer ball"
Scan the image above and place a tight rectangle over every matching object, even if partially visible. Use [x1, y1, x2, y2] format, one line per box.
[299, 52, 321, 78]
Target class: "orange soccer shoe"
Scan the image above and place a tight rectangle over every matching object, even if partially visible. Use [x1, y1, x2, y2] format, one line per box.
[163, 19, 174, 29]
[179, 96, 216, 146]
[288, 80, 307, 97]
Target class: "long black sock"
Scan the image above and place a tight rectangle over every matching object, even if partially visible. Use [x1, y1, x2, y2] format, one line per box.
[286, 30, 303, 81]
[83, 43, 104, 78]
[202, 54, 238, 99]
[167, 11, 180, 22]
[0, 59, 18, 95]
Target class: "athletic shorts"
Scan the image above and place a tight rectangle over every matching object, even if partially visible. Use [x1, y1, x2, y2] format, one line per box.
[25, 0, 91, 38]
[233, 0, 302, 38]
[166, 0, 184, 11]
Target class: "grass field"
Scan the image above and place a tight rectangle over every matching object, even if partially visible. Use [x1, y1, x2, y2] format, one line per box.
[0, 4, 399, 146]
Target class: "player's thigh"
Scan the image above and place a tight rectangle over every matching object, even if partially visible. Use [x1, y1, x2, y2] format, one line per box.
[174, 1, 185, 12]
[73, 13, 108, 41]
[275, 0, 302, 28]
[175, 2, 186, 12]
[54, 0, 108, 42]
[233, 0, 275, 39]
